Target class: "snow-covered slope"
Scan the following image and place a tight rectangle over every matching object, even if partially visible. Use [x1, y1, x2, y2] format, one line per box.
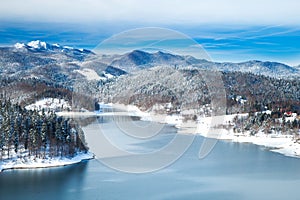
[0, 41, 117, 86]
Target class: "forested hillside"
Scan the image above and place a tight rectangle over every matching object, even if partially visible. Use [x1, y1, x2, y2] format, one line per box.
[98, 66, 300, 116]
[0, 98, 88, 161]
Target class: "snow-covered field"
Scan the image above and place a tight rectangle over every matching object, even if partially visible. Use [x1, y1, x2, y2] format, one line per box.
[75, 68, 104, 81]
[74, 68, 115, 81]
[0, 152, 94, 172]
[25, 98, 71, 112]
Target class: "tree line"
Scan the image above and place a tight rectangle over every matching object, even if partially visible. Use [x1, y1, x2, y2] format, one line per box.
[232, 112, 300, 137]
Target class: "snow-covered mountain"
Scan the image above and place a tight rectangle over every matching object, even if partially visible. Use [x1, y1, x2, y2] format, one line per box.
[109, 50, 187, 72]
[105, 50, 299, 78]
[14, 40, 94, 55]
[0, 41, 123, 87]
[0, 41, 298, 90]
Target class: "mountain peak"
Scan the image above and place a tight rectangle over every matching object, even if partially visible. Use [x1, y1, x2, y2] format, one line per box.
[27, 40, 49, 50]
[14, 42, 26, 49]
[128, 50, 151, 56]
[13, 40, 94, 55]
[14, 40, 53, 51]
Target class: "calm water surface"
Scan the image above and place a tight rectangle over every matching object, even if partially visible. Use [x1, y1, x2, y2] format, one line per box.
[1, 117, 300, 200]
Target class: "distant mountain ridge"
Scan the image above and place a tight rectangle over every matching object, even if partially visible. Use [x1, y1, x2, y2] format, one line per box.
[107, 50, 299, 78]
[0, 41, 298, 88]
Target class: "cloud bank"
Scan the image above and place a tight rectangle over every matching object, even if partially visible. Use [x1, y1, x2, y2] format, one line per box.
[1, 0, 299, 25]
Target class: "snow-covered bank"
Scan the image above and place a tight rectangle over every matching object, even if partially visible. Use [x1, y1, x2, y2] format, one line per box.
[52, 103, 300, 167]
[110, 103, 184, 127]
[202, 129, 300, 158]
[196, 114, 300, 158]
[0, 152, 94, 172]
[121, 105, 300, 159]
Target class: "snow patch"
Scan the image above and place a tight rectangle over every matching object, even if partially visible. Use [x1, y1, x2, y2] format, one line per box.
[75, 68, 104, 81]
[165, 115, 183, 127]
[52, 43, 61, 48]
[27, 40, 48, 49]
[14, 42, 26, 49]
[103, 72, 114, 79]
[63, 45, 73, 49]
[25, 98, 71, 112]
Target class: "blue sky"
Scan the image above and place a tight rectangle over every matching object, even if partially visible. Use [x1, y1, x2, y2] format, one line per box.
[0, 0, 299, 65]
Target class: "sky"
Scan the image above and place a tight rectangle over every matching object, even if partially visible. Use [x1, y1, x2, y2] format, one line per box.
[0, 0, 300, 65]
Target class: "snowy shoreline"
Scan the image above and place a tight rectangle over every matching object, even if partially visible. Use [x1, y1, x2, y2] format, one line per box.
[57, 103, 300, 160]
[113, 104, 300, 159]
[0, 152, 94, 172]
[4, 101, 298, 172]
[192, 114, 300, 158]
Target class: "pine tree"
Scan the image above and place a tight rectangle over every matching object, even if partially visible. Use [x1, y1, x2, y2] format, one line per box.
[41, 120, 47, 158]
[13, 117, 20, 153]
[0, 117, 4, 160]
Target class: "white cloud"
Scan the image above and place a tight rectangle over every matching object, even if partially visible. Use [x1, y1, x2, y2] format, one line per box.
[1, 0, 299, 25]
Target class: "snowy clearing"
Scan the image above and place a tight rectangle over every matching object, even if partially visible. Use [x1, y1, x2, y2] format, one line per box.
[25, 98, 71, 112]
[75, 68, 104, 81]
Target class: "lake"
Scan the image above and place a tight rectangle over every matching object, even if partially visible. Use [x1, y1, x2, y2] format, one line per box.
[1, 116, 300, 200]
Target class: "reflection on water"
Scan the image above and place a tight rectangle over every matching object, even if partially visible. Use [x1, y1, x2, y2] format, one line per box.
[1, 116, 300, 200]
[0, 162, 89, 200]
